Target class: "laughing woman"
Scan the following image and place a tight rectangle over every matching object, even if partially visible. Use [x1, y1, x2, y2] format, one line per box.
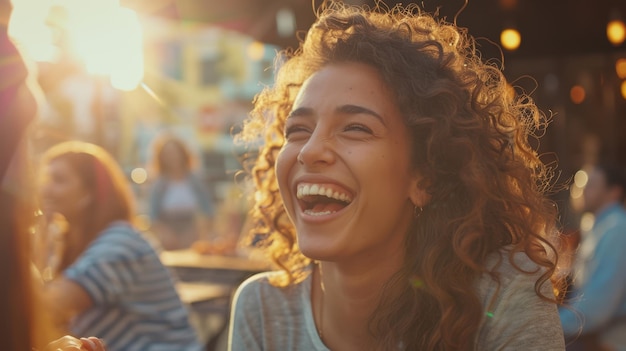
[229, 2, 565, 350]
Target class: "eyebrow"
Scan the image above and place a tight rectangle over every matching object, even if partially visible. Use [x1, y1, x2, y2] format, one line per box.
[287, 104, 386, 125]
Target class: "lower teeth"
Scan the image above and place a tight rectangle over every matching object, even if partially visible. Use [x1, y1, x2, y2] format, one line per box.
[304, 210, 334, 216]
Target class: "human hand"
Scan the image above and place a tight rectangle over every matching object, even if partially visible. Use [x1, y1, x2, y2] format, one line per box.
[44, 335, 107, 351]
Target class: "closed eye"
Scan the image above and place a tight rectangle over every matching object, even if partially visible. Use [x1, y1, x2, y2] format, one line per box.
[344, 123, 373, 134]
[284, 125, 312, 139]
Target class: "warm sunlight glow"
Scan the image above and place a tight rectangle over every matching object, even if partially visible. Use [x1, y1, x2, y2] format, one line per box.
[8, 0, 57, 62]
[65, 1, 144, 90]
[108, 8, 144, 90]
[8, 0, 144, 90]
[607, 20, 626, 46]
[500, 28, 521, 51]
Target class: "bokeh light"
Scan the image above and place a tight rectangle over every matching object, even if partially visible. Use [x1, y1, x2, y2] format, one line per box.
[580, 213, 595, 232]
[573, 170, 588, 188]
[616, 58, 626, 79]
[570, 85, 586, 104]
[130, 167, 148, 184]
[621, 80, 626, 100]
[500, 28, 521, 51]
[607, 19, 626, 46]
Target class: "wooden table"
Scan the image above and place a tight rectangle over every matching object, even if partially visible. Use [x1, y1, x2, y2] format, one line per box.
[175, 282, 232, 305]
[160, 249, 271, 273]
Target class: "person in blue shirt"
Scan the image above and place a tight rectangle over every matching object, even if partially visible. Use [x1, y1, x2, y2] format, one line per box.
[148, 134, 215, 250]
[560, 163, 626, 350]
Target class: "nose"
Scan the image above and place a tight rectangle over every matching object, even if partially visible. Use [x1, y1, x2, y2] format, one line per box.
[297, 128, 336, 167]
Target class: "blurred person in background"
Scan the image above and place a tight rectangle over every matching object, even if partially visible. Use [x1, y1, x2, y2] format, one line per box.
[230, 2, 565, 350]
[1, 1, 106, 349]
[560, 163, 626, 351]
[148, 134, 216, 251]
[37, 140, 203, 351]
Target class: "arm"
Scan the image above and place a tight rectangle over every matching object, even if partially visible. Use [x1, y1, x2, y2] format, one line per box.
[559, 225, 626, 336]
[45, 227, 140, 326]
[42, 277, 93, 326]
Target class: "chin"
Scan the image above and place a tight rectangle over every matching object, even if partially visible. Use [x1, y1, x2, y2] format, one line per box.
[297, 237, 339, 262]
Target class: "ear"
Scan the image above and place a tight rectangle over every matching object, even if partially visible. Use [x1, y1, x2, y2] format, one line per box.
[409, 172, 431, 208]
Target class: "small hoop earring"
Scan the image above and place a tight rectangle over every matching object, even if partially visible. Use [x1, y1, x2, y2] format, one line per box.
[413, 205, 423, 218]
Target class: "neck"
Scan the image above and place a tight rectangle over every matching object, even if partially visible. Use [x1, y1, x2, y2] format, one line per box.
[314, 248, 404, 350]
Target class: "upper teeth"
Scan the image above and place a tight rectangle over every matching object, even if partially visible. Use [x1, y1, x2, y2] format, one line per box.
[297, 184, 352, 203]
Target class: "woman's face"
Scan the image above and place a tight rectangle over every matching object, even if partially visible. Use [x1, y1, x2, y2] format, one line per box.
[161, 141, 187, 172]
[276, 62, 424, 263]
[40, 158, 91, 221]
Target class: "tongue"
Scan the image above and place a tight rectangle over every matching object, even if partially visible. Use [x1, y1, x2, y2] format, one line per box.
[311, 202, 346, 213]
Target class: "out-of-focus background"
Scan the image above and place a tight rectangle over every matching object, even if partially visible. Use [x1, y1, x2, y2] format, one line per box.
[7, 0, 626, 235]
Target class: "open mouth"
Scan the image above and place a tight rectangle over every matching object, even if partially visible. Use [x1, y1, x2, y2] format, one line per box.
[296, 183, 353, 216]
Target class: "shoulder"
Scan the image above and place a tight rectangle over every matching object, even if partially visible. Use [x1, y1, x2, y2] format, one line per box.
[475, 250, 565, 350]
[230, 271, 321, 350]
[85, 222, 155, 261]
[232, 270, 311, 323]
[234, 271, 305, 306]
[477, 249, 553, 305]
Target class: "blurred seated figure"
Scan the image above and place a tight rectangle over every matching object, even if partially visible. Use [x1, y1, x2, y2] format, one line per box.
[560, 163, 626, 350]
[38, 141, 203, 351]
[1, 1, 106, 348]
[148, 134, 215, 250]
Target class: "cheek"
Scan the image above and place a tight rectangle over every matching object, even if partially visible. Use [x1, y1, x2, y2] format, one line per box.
[275, 146, 298, 210]
[275, 145, 298, 185]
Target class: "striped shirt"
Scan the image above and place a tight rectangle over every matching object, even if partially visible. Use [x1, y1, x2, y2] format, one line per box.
[64, 222, 202, 351]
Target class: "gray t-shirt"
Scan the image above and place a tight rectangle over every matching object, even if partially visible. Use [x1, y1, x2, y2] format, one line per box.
[229, 251, 565, 350]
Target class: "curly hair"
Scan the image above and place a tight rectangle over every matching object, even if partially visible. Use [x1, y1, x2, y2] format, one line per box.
[236, 1, 561, 349]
